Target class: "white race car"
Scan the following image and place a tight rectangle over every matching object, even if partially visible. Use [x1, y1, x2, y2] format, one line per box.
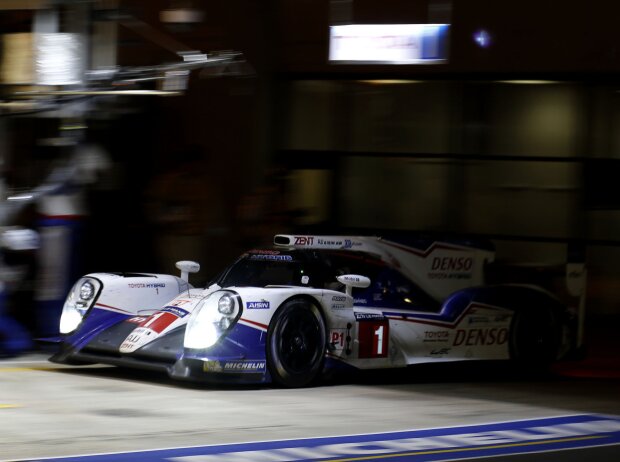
[50, 234, 581, 387]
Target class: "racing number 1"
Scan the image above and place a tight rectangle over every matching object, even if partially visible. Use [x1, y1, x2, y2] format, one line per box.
[358, 320, 389, 358]
[374, 325, 384, 355]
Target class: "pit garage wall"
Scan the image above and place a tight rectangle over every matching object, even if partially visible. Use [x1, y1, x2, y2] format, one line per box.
[279, 79, 620, 316]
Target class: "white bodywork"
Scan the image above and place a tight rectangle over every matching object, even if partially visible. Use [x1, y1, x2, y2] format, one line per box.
[84, 233, 513, 369]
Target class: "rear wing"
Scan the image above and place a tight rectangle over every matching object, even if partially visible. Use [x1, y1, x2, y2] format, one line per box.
[273, 234, 380, 252]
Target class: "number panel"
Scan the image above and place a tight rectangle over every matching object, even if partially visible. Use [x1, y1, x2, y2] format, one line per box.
[358, 320, 389, 358]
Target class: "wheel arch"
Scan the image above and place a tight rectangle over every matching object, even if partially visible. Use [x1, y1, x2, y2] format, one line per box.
[265, 294, 328, 387]
[275, 293, 327, 321]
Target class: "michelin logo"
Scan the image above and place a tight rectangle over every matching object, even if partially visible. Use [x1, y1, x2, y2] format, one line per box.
[223, 361, 266, 372]
[247, 301, 270, 309]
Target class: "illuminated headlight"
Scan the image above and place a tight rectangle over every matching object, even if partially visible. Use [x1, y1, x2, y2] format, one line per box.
[80, 281, 95, 300]
[184, 291, 241, 349]
[218, 294, 234, 315]
[59, 277, 101, 334]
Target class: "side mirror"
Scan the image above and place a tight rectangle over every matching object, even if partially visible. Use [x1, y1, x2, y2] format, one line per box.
[336, 274, 371, 297]
[176, 260, 200, 282]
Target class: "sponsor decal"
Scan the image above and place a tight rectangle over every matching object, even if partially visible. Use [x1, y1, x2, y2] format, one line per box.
[428, 255, 474, 280]
[342, 275, 362, 283]
[292, 236, 363, 248]
[329, 328, 347, 350]
[354, 312, 384, 321]
[126, 316, 148, 324]
[317, 238, 343, 246]
[127, 282, 166, 289]
[331, 304, 345, 309]
[343, 239, 362, 249]
[430, 347, 451, 355]
[246, 301, 270, 309]
[169, 299, 191, 306]
[203, 360, 223, 372]
[138, 311, 184, 334]
[249, 249, 282, 255]
[453, 327, 508, 346]
[119, 326, 154, 353]
[249, 254, 293, 262]
[431, 256, 473, 272]
[294, 236, 314, 245]
[162, 306, 190, 318]
[221, 360, 266, 373]
[354, 298, 368, 304]
[120, 305, 191, 354]
[423, 330, 450, 342]
[332, 296, 347, 302]
[468, 315, 490, 324]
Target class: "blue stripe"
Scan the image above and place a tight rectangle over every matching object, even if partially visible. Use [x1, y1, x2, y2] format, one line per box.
[26, 414, 620, 462]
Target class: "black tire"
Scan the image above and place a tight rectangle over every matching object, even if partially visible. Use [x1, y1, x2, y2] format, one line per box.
[509, 307, 560, 368]
[266, 298, 326, 388]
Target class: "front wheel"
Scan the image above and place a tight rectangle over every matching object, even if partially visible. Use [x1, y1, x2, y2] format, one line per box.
[266, 299, 326, 387]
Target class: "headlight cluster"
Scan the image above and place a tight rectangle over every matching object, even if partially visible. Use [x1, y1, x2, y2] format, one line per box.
[184, 291, 241, 349]
[59, 278, 101, 334]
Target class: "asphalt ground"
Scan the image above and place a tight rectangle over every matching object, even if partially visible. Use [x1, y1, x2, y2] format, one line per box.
[0, 352, 619, 462]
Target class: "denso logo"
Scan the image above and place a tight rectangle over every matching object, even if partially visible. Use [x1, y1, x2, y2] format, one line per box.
[431, 256, 473, 272]
[294, 236, 314, 245]
[453, 328, 508, 346]
[246, 301, 270, 309]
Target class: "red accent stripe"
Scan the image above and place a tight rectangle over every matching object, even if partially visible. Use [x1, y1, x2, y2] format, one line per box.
[382, 239, 471, 258]
[384, 316, 459, 328]
[239, 318, 269, 330]
[383, 302, 506, 329]
[95, 303, 132, 314]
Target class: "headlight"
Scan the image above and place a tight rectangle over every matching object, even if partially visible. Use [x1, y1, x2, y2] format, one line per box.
[59, 277, 101, 334]
[80, 281, 95, 300]
[184, 291, 241, 349]
[218, 294, 234, 315]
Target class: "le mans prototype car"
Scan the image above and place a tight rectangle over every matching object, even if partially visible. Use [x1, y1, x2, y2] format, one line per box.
[50, 234, 582, 387]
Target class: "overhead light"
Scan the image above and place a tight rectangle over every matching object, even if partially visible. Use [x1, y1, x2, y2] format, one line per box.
[329, 24, 450, 64]
[358, 80, 423, 85]
[473, 29, 492, 48]
[496, 80, 562, 85]
[160, 9, 204, 24]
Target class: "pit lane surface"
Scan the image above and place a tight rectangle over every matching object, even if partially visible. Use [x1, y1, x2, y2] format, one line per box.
[1, 354, 619, 462]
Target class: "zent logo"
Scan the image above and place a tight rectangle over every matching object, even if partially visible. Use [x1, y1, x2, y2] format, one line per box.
[247, 301, 270, 309]
[294, 236, 314, 245]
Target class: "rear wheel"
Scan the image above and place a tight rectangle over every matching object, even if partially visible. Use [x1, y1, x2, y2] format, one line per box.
[510, 307, 560, 368]
[266, 299, 326, 387]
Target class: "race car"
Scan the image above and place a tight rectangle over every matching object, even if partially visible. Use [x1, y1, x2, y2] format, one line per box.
[49, 234, 582, 387]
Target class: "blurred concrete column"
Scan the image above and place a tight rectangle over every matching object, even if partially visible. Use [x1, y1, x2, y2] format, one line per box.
[33, 8, 58, 34]
[329, 0, 353, 25]
[92, 13, 117, 69]
[428, 0, 452, 24]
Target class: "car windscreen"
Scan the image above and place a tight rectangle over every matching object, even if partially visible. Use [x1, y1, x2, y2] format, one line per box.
[217, 251, 309, 288]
